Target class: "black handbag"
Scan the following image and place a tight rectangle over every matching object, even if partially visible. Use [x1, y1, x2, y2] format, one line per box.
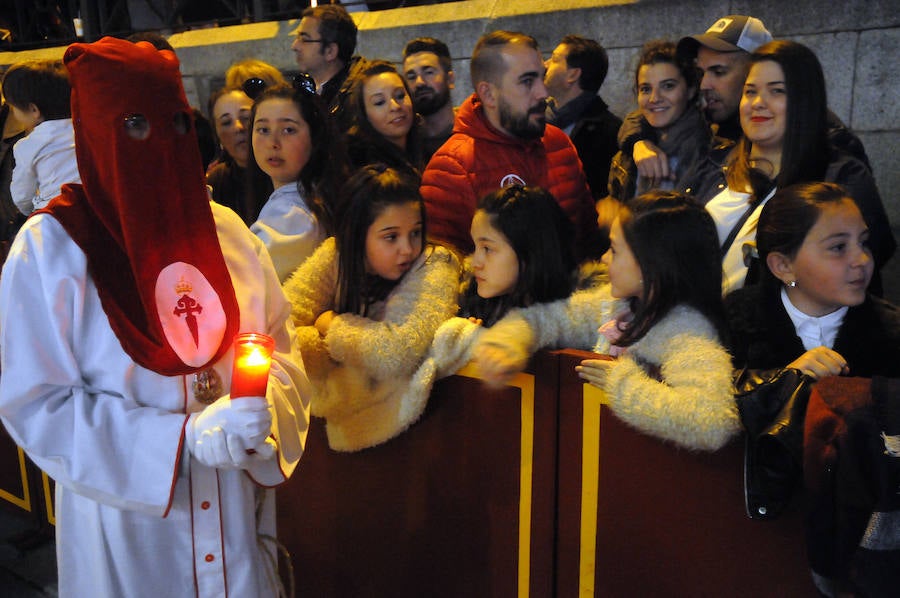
[733, 367, 815, 520]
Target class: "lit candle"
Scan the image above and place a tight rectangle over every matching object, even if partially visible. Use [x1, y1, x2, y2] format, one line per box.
[230, 333, 275, 398]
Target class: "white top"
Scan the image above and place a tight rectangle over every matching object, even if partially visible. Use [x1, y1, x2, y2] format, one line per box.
[781, 287, 848, 351]
[251, 183, 326, 282]
[705, 185, 776, 295]
[10, 118, 81, 213]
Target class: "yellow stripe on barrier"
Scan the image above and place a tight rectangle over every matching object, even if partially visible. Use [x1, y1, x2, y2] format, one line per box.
[0, 447, 32, 511]
[580, 383, 607, 596]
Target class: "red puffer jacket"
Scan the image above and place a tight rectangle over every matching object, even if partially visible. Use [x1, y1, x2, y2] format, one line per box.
[420, 94, 602, 260]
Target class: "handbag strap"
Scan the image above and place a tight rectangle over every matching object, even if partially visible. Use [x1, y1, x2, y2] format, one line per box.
[720, 186, 776, 258]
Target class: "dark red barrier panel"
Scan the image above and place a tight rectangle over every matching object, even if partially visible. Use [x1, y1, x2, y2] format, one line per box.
[553, 350, 814, 597]
[1, 348, 814, 595]
[276, 356, 559, 597]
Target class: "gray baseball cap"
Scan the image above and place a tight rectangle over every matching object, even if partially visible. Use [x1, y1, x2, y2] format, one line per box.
[677, 15, 773, 58]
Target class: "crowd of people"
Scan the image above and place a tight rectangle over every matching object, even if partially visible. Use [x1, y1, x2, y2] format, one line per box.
[0, 4, 897, 597]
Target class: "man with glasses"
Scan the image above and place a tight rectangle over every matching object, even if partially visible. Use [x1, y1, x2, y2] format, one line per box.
[291, 3, 358, 111]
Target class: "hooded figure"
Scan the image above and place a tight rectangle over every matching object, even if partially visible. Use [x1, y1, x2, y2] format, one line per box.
[0, 37, 310, 597]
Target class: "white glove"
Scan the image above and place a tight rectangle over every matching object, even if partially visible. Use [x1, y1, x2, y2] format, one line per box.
[186, 396, 272, 469]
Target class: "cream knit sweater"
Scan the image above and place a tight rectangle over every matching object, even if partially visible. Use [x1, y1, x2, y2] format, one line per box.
[479, 289, 740, 452]
[283, 238, 460, 451]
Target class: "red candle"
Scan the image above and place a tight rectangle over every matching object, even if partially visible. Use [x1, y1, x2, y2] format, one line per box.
[230, 333, 275, 398]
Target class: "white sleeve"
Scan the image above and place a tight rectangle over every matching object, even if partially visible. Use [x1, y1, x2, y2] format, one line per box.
[0, 217, 188, 516]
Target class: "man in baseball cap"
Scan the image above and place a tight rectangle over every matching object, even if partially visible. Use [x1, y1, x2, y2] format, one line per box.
[619, 14, 870, 196]
[677, 15, 772, 138]
[616, 15, 772, 193]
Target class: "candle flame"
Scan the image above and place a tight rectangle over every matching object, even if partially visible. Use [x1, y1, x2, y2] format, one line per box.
[245, 347, 270, 366]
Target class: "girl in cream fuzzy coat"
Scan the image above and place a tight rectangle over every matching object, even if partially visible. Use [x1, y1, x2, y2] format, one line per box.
[283, 165, 460, 451]
[475, 191, 740, 451]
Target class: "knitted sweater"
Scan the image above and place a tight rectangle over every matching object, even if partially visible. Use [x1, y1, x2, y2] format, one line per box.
[479, 294, 739, 451]
[283, 238, 460, 451]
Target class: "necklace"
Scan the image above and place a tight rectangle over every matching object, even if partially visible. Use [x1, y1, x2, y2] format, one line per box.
[192, 368, 223, 404]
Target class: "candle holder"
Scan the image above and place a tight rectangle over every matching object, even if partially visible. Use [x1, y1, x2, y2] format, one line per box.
[230, 333, 275, 398]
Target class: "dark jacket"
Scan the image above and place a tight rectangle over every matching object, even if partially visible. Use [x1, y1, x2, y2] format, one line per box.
[206, 158, 271, 226]
[0, 104, 26, 258]
[705, 149, 896, 276]
[616, 107, 871, 172]
[725, 284, 900, 378]
[607, 106, 732, 204]
[320, 59, 354, 114]
[567, 95, 621, 199]
[804, 376, 900, 596]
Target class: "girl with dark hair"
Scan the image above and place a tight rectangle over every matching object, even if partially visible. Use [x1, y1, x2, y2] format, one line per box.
[283, 165, 460, 451]
[475, 191, 739, 451]
[339, 59, 424, 174]
[460, 185, 577, 326]
[410, 185, 587, 388]
[706, 40, 894, 294]
[726, 181, 899, 378]
[248, 83, 346, 281]
[606, 40, 724, 203]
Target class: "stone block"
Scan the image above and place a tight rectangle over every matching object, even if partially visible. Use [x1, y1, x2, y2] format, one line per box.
[791, 31, 858, 125]
[604, 46, 641, 119]
[731, 0, 900, 36]
[858, 131, 900, 224]
[852, 28, 900, 132]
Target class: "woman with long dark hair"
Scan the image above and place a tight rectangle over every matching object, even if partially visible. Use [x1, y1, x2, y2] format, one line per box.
[706, 40, 894, 294]
[339, 59, 424, 175]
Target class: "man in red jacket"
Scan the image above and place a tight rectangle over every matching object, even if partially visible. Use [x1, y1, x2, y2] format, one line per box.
[420, 30, 603, 261]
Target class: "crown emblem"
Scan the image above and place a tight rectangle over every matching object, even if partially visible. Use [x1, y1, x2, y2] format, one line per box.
[174, 276, 193, 295]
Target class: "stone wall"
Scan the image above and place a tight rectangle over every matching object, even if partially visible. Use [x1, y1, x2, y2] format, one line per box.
[2, 0, 898, 298]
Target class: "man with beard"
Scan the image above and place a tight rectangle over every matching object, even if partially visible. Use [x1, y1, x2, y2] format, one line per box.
[544, 35, 621, 199]
[619, 15, 869, 186]
[420, 31, 602, 260]
[403, 37, 457, 162]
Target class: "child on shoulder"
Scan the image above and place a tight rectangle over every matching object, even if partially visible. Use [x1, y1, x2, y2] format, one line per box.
[2, 59, 80, 215]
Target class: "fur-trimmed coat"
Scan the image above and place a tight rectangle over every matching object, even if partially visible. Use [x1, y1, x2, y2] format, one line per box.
[725, 285, 900, 378]
[479, 292, 739, 451]
[283, 237, 460, 451]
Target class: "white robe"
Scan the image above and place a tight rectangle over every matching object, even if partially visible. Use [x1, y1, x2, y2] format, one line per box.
[0, 202, 311, 597]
